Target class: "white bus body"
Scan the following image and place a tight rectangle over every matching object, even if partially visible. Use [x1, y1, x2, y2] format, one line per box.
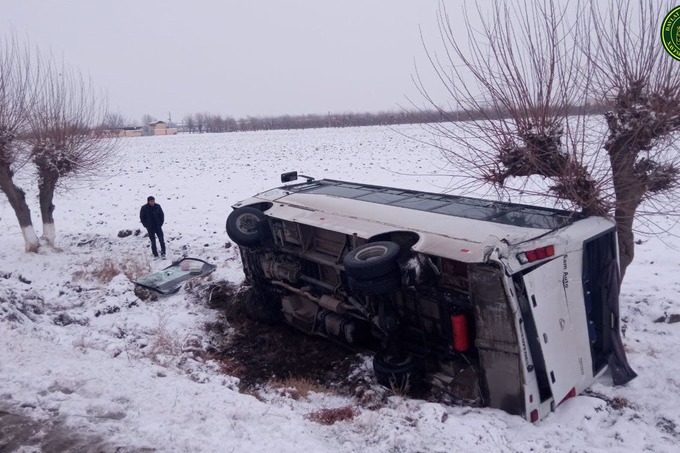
[227, 173, 636, 421]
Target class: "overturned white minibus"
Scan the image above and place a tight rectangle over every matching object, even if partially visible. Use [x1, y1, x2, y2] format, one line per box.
[227, 172, 636, 422]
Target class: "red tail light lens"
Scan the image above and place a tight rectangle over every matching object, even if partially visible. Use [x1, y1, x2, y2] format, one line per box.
[517, 245, 555, 264]
[530, 409, 539, 422]
[525, 250, 538, 262]
[559, 387, 577, 405]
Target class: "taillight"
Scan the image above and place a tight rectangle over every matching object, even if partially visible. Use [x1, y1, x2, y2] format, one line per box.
[517, 245, 555, 264]
[530, 409, 539, 422]
[559, 387, 577, 405]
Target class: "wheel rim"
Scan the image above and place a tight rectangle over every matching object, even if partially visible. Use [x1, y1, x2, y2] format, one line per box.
[355, 245, 388, 262]
[236, 213, 259, 234]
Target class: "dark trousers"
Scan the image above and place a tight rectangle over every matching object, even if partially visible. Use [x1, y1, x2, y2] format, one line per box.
[147, 227, 166, 256]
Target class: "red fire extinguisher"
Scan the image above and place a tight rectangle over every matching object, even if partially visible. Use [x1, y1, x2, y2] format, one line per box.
[450, 313, 470, 352]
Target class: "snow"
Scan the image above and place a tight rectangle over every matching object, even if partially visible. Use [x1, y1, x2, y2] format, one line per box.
[1, 125, 679, 452]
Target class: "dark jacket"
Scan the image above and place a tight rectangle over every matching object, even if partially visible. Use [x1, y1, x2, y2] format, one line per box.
[140, 203, 164, 230]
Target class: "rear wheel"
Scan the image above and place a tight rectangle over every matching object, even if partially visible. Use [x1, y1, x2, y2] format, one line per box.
[343, 241, 400, 279]
[347, 269, 401, 296]
[227, 207, 267, 247]
[373, 352, 423, 393]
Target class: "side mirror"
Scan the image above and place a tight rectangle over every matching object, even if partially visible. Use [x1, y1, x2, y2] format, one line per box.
[281, 171, 315, 183]
[281, 171, 298, 183]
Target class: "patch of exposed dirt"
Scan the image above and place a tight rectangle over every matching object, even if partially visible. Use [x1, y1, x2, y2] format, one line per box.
[202, 282, 363, 394]
[222, 323, 362, 393]
[199, 282, 465, 410]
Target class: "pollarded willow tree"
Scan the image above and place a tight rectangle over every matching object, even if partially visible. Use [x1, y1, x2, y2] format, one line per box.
[418, 0, 680, 278]
[0, 35, 41, 251]
[26, 63, 117, 246]
[0, 33, 117, 251]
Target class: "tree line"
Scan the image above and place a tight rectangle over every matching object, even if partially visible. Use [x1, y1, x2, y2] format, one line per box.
[179, 110, 458, 133]
[176, 104, 609, 133]
[102, 104, 609, 135]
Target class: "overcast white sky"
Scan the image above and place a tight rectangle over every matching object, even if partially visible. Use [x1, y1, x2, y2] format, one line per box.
[2, 0, 457, 124]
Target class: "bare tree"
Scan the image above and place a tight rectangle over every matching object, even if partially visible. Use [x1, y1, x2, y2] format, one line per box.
[141, 113, 155, 125]
[141, 113, 155, 135]
[195, 112, 207, 133]
[205, 113, 221, 133]
[183, 114, 196, 133]
[590, 0, 680, 275]
[0, 34, 40, 251]
[419, 0, 680, 278]
[101, 111, 129, 129]
[26, 62, 117, 246]
[224, 116, 237, 132]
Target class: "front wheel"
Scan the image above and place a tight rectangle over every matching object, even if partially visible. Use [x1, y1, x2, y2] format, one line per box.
[226, 207, 266, 247]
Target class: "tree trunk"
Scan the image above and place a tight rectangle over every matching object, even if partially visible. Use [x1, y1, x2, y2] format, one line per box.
[608, 147, 644, 280]
[614, 207, 635, 279]
[38, 171, 58, 246]
[0, 164, 40, 252]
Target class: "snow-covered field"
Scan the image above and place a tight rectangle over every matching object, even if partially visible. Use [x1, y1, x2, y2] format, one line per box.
[1, 125, 679, 452]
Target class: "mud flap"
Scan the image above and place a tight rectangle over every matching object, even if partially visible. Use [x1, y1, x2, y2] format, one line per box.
[132, 258, 217, 295]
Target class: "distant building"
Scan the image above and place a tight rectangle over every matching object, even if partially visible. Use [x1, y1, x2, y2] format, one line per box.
[103, 120, 179, 138]
[99, 126, 143, 138]
[120, 126, 144, 137]
[147, 120, 178, 136]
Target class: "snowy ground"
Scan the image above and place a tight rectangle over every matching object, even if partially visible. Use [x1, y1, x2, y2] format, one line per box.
[1, 125, 679, 452]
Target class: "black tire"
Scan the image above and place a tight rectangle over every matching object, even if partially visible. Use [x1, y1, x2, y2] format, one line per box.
[348, 269, 401, 296]
[244, 289, 282, 325]
[344, 241, 400, 280]
[373, 352, 423, 393]
[226, 207, 267, 247]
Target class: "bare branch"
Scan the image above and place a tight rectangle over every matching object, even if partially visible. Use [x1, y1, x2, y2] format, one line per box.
[418, 0, 680, 277]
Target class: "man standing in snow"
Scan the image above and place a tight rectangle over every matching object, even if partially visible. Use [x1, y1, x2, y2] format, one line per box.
[140, 196, 166, 259]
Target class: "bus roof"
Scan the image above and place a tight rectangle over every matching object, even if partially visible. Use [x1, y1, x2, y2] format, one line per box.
[286, 179, 582, 230]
